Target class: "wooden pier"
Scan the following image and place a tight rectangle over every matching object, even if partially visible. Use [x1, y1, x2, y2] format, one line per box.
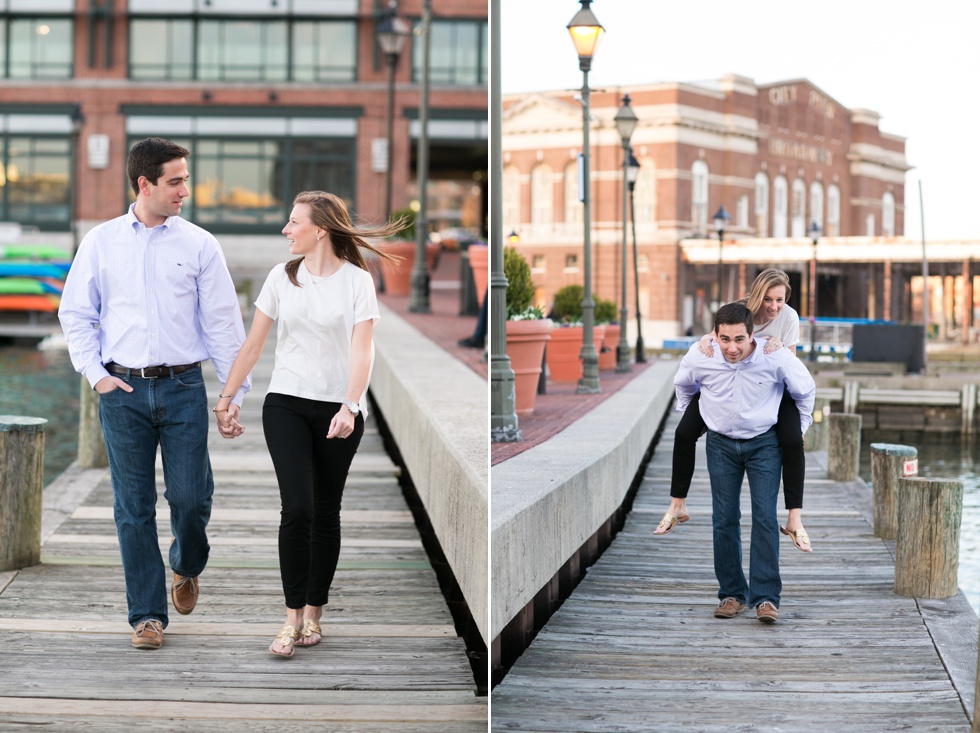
[0, 353, 486, 730]
[491, 411, 976, 732]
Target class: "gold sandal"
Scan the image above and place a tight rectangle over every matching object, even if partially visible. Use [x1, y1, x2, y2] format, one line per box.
[298, 619, 322, 647]
[269, 625, 299, 657]
[780, 525, 812, 553]
[654, 511, 690, 535]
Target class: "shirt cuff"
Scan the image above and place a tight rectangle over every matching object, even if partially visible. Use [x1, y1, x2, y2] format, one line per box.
[84, 364, 110, 389]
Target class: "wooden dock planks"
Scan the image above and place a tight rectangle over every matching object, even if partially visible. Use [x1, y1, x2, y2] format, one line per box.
[0, 352, 485, 731]
[491, 412, 972, 732]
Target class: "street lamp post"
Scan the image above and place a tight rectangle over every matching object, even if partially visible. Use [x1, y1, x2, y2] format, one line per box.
[626, 149, 644, 362]
[70, 103, 85, 255]
[567, 0, 604, 394]
[713, 205, 730, 308]
[808, 220, 821, 362]
[613, 93, 638, 373]
[409, 0, 432, 313]
[375, 1, 410, 221]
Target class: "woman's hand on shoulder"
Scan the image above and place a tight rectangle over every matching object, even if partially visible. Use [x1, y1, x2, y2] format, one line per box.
[698, 333, 715, 357]
[763, 337, 783, 354]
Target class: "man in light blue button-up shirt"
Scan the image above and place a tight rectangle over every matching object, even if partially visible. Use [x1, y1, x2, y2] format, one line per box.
[674, 301, 815, 624]
[59, 138, 249, 650]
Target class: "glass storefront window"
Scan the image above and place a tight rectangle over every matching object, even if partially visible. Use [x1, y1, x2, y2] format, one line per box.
[130, 19, 194, 80]
[3, 137, 71, 225]
[416, 19, 486, 86]
[198, 19, 288, 82]
[292, 20, 357, 82]
[8, 18, 73, 79]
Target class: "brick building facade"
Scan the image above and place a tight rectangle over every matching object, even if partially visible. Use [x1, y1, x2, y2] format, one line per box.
[502, 74, 911, 342]
[0, 0, 487, 261]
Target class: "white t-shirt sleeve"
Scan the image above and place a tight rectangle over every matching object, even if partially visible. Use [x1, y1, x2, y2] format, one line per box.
[254, 264, 284, 320]
[352, 267, 380, 325]
[778, 305, 801, 346]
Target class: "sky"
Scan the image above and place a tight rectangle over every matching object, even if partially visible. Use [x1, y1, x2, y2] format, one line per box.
[499, 0, 980, 241]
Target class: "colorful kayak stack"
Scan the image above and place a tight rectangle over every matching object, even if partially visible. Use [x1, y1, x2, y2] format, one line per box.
[0, 244, 72, 313]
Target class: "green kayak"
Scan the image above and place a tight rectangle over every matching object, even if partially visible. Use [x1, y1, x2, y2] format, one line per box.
[0, 244, 72, 260]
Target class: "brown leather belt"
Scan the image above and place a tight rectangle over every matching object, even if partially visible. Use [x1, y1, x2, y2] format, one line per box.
[105, 362, 200, 379]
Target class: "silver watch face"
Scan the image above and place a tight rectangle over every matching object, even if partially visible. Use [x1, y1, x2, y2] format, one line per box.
[344, 401, 360, 415]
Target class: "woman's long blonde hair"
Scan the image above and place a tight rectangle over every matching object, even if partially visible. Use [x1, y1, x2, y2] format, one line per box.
[743, 268, 792, 317]
[284, 191, 408, 287]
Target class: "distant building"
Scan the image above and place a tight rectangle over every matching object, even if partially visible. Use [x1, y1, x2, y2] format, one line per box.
[499, 75, 961, 343]
[0, 0, 487, 265]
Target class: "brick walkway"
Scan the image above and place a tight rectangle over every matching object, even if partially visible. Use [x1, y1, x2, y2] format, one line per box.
[491, 357, 656, 465]
[377, 248, 487, 381]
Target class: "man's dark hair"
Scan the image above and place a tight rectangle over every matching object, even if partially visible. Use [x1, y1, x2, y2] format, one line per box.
[714, 301, 754, 335]
[127, 137, 190, 195]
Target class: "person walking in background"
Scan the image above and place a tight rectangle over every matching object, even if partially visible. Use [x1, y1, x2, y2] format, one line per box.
[58, 137, 249, 650]
[674, 302, 815, 623]
[213, 191, 405, 658]
[656, 269, 813, 553]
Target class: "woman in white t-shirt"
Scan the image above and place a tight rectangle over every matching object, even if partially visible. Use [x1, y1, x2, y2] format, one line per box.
[655, 269, 813, 552]
[212, 191, 405, 657]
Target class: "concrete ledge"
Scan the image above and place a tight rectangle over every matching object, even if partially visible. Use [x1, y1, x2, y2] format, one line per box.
[369, 302, 489, 643]
[490, 360, 679, 640]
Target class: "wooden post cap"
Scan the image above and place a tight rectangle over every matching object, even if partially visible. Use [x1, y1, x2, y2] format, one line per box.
[869, 443, 917, 457]
[0, 416, 48, 433]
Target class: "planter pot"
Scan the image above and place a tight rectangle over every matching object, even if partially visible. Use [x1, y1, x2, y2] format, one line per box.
[598, 323, 621, 370]
[468, 244, 489, 306]
[505, 318, 554, 416]
[546, 324, 606, 382]
[377, 240, 441, 296]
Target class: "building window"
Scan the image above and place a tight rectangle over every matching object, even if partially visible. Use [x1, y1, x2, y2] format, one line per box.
[691, 160, 708, 233]
[0, 134, 71, 228]
[791, 178, 806, 237]
[129, 18, 356, 82]
[563, 161, 582, 226]
[5, 18, 73, 79]
[773, 175, 788, 237]
[882, 192, 895, 236]
[531, 254, 546, 273]
[530, 163, 552, 229]
[635, 158, 655, 226]
[826, 184, 840, 236]
[416, 19, 487, 86]
[503, 165, 521, 232]
[564, 253, 578, 271]
[866, 212, 875, 236]
[754, 172, 768, 237]
[736, 195, 749, 229]
[809, 181, 823, 232]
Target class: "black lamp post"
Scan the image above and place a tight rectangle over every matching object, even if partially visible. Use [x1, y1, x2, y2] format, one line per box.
[713, 204, 730, 308]
[70, 103, 85, 255]
[626, 149, 643, 362]
[375, 1, 410, 221]
[808, 220, 821, 361]
[613, 93, 638, 373]
[567, 0, 604, 394]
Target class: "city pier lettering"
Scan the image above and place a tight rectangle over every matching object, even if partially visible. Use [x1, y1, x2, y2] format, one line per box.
[768, 138, 833, 165]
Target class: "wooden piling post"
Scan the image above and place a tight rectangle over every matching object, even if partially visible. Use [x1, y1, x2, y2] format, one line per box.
[894, 477, 962, 599]
[0, 415, 47, 571]
[827, 412, 861, 481]
[78, 376, 107, 468]
[803, 398, 830, 452]
[870, 443, 917, 539]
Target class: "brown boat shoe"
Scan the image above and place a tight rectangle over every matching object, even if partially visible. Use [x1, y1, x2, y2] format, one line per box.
[713, 597, 746, 619]
[172, 573, 199, 615]
[756, 601, 779, 624]
[131, 619, 164, 649]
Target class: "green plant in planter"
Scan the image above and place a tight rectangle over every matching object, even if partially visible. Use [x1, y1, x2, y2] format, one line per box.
[595, 297, 618, 324]
[550, 284, 584, 324]
[504, 247, 543, 320]
[388, 206, 416, 241]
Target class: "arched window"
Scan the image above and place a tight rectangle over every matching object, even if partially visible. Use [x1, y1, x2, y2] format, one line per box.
[866, 212, 875, 236]
[791, 178, 806, 237]
[826, 184, 840, 236]
[530, 163, 553, 230]
[809, 181, 824, 232]
[635, 158, 656, 227]
[882, 192, 895, 236]
[773, 175, 788, 238]
[503, 165, 521, 233]
[563, 161, 582, 228]
[736, 195, 749, 229]
[754, 172, 769, 237]
[691, 160, 709, 232]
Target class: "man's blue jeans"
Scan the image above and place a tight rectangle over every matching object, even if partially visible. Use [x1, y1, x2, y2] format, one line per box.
[98, 366, 212, 628]
[705, 427, 782, 609]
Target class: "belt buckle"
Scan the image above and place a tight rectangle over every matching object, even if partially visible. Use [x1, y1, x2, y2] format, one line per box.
[140, 367, 148, 378]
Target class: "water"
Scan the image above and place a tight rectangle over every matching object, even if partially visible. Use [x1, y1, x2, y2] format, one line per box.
[0, 343, 80, 486]
[859, 437, 980, 614]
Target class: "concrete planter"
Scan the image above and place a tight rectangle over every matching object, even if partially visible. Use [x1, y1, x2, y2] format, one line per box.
[378, 240, 441, 296]
[546, 324, 606, 382]
[506, 318, 554, 416]
[598, 323, 620, 370]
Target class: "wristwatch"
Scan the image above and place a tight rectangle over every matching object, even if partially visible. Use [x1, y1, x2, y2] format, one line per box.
[342, 400, 360, 416]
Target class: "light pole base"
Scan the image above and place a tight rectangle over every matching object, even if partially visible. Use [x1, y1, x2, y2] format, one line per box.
[635, 336, 646, 363]
[492, 424, 523, 443]
[408, 269, 431, 313]
[615, 344, 632, 373]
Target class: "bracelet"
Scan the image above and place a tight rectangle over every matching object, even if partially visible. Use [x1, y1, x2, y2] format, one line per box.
[218, 393, 234, 399]
[212, 407, 229, 413]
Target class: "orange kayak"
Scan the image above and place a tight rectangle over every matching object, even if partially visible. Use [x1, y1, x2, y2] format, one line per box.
[0, 293, 60, 312]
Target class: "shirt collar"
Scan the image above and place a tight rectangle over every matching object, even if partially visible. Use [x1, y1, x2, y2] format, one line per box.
[127, 202, 174, 231]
